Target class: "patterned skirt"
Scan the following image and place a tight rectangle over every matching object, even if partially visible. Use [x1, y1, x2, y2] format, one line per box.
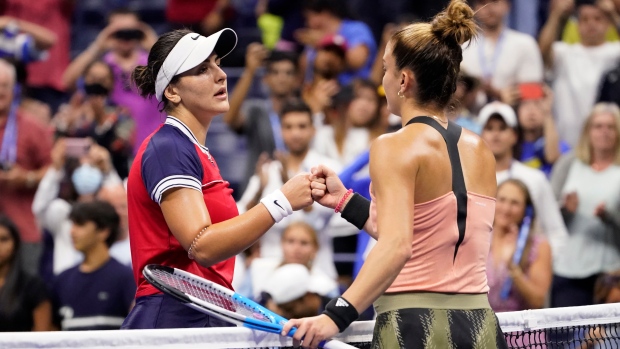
[372, 293, 508, 349]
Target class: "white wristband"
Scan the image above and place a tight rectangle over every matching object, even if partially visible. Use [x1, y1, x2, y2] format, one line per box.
[260, 189, 293, 223]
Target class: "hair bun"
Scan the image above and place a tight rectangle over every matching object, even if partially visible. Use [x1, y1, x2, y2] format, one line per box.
[431, 0, 478, 46]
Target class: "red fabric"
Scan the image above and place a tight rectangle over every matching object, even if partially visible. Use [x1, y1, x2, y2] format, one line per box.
[4, 0, 72, 91]
[0, 111, 52, 243]
[166, 0, 217, 25]
[127, 126, 237, 298]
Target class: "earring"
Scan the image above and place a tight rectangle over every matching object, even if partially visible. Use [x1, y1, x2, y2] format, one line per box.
[398, 90, 404, 99]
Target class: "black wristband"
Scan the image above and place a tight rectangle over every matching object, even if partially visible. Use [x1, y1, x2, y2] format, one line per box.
[340, 193, 371, 230]
[322, 297, 359, 333]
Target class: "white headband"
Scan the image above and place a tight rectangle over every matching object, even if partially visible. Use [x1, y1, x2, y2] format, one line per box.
[155, 28, 237, 102]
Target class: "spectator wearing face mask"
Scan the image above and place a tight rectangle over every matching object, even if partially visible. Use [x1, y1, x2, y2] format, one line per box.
[61, 8, 160, 155]
[54, 60, 134, 179]
[32, 140, 121, 276]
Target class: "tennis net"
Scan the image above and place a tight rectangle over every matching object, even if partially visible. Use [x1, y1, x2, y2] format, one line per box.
[1, 303, 619, 348]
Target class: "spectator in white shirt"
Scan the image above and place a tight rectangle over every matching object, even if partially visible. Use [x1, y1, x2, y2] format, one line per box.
[479, 102, 568, 260]
[32, 140, 121, 275]
[539, 0, 620, 146]
[549, 103, 620, 307]
[461, 0, 544, 106]
[312, 82, 377, 167]
[237, 98, 345, 278]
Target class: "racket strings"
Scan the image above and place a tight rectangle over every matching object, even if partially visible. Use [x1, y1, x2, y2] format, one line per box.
[152, 269, 271, 321]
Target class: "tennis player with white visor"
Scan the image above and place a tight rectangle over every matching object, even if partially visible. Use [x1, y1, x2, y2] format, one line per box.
[121, 28, 315, 329]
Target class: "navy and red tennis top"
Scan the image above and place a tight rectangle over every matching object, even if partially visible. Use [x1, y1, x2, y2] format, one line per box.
[127, 116, 238, 298]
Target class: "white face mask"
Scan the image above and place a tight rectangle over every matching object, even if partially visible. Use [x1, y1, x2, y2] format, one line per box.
[71, 164, 103, 196]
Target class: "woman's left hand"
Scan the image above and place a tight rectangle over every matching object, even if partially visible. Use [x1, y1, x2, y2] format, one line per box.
[281, 314, 339, 349]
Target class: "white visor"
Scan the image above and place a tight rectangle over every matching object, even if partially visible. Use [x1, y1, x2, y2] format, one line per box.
[155, 28, 238, 102]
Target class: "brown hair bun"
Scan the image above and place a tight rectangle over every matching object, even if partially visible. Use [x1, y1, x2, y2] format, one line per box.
[431, 0, 478, 46]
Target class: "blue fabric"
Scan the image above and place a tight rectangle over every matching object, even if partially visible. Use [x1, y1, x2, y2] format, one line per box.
[121, 294, 234, 329]
[519, 138, 571, 177]
[454, 117, 482, 135]
[305, 20, 377, 85]
[52, 258, 135, 330]
[339, 150, 372, 278]
[507, 0, 539, 38]
[141, 125, 204, 201]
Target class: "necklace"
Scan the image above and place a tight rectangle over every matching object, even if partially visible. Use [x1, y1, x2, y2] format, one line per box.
[430, 115, 448, 124]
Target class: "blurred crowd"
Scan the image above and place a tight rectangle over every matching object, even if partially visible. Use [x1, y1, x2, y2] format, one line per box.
[0, 0, 620, 332]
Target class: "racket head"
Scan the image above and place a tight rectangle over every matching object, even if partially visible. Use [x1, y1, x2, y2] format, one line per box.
[142, 264, 280, 327]
[143, 265, 355, 349]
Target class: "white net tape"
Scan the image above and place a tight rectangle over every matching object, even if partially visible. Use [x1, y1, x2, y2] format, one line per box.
[1, 303, 619, 348]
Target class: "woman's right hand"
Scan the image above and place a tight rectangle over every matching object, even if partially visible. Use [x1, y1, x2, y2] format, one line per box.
[310, 164, 347, 210]
[280, 173, 313, 211]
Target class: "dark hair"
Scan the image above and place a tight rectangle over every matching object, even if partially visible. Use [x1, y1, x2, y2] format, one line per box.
[280, 98, 313, 123]
[352, 79, 381, 127]
[0, 215, 20, 265]
[304, 0, 350, 19]
[132, 29, 193, 111]
[390, 0, 477, 110]
[69, 201, 120, 247]
[0, 215, 24, 316]
[84, 60, 115, 84]
[108, 7, 140, 22]
[265, 50, 298, 72]
[330, 84, 355, 111]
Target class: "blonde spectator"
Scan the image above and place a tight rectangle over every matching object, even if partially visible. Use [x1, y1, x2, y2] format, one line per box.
[487, 179, 552, 312]
[550, 103, 620, 308]
[250, 222, 339, 301]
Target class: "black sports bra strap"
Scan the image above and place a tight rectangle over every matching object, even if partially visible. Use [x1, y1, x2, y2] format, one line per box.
[405, 116, 468, 263]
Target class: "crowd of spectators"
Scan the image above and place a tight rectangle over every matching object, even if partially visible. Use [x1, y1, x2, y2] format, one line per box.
[0, 0, 620, 331]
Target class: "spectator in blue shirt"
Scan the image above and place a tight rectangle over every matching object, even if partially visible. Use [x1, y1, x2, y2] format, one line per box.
[51, 201, 135, 331]
[516, 86, 570, 177]
[297, 0, 377, 85]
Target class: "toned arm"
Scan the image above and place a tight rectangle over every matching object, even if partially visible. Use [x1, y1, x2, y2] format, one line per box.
[341, 136, 416, 313]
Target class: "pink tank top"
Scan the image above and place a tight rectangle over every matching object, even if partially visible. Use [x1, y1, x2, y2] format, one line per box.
[369, 188, 495, 294]
[375, 117, 495, 294]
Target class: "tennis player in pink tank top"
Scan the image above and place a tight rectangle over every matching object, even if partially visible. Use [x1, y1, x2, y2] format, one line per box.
[283, 1, 509, 348]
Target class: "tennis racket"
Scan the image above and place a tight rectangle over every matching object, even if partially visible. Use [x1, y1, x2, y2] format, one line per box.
[142, 264, 355, 349]
[500, 207, 533, 300]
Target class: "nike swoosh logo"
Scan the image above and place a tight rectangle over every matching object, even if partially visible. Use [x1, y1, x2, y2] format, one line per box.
[191, 34, 200, 40]
[274, 200, 284, 211]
